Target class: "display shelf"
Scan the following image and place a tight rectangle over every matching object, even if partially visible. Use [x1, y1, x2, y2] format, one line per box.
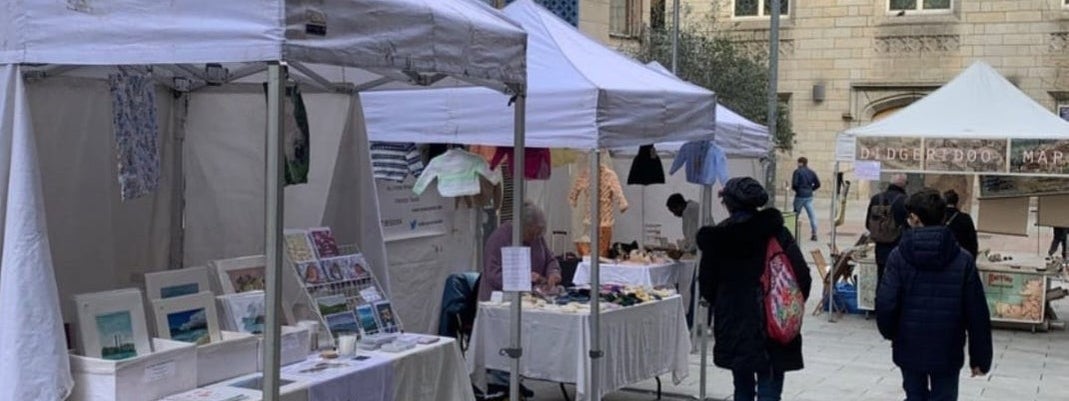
[69, 338, 197, 401]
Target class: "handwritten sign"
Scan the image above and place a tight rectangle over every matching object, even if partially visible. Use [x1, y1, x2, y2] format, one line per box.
[501, 247, 532, 292]
[143, 360, 176, 383]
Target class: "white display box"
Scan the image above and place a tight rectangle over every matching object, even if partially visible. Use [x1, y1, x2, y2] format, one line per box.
[197, 331, 260, 386]
[257, 325, 310, 370]
[70, 338, 197, 401]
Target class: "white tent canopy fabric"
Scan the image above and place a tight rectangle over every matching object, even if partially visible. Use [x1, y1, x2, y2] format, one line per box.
[0, 0, 526, 88]
[835, 61, 1069, 160]
[0, 1, 528, 399]
[638, 62, 771, 158]
[360, 0, 717, 149]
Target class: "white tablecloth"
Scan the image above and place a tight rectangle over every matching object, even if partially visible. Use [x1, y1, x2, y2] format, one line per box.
[467, 296, 691, 400]
[165, 336, 473, 401]
[572, 261, 682, 287]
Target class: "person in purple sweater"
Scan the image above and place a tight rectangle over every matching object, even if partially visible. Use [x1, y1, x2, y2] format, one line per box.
[478, 200, 562, 301]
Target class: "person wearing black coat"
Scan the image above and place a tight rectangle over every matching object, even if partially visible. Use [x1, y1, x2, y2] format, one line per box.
[942, 190, 979, 260]
[866, 174, 910, 290]
[697, 177, 812, 401]
[877, 188, 993, 401]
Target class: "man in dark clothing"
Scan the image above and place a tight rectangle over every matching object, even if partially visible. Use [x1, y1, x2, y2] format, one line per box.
[877, 188, 993, 401]
[943, 190, 979, 260]
[866, 174, 909, 289]
[1050, 227, 1067, 259]
[698, 177, 812, 401]
[791, 157, 821, 242]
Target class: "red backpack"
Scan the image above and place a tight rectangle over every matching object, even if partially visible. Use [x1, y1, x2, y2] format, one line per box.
[761, 237, 805, 344]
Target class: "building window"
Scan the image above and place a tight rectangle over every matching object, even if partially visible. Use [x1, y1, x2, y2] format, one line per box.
[1058, 104, 1069, 122]
[610, 0, 642, 37]
[888, 0, 951, 13]
[733, 0, 789, 18]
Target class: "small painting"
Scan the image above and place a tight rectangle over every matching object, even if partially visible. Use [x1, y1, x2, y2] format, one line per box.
[212, 255, 267, 294]
[309, 227, 340, 258]
[226, 267, 265, 293]
[166, 308, 211, 345]
[160, 283, 200, 299]
[373, 301, 398, 332]
[355, 304, 380, 335]
[325, 312, 359, 336]
[319, 257, 349, 282]
[316, 295, 349, 316]
[284, 229, 317, 263]
[296, 261, 326, 285]
[218, 291, 266, 334]
[95, 311, 137, 360]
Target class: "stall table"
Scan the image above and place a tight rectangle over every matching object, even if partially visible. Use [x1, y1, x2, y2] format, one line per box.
[978, 255, 1067, 331]
[162, 336, 472, 401]
[572, 260, 683, 288]
[467, 296, 691, 400]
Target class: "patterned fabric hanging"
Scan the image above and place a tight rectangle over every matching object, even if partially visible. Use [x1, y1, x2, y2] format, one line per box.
[108, 67, 161, 201]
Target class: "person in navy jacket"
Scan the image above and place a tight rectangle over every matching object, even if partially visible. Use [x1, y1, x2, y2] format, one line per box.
[877, 188, 993, 401]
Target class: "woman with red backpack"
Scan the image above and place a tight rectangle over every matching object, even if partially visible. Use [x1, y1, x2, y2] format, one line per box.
[697, 177, 812, 401]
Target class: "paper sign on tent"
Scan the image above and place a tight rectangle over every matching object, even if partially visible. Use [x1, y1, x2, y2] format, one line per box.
[501, 247, 531, 292]
[855, 161, 882, 181]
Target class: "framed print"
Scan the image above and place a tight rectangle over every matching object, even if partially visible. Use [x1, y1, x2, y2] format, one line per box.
[144, 266, 211, 300]
[295, 260, 326, 285]
[151, 291, 221, 345]
[74, 288, 152, 360]
[284, 229, 317, 263]
[217, 291, 265, 334]
[212, 255, 266, 294]
[354, 304, 380, 335]
[373, 301, 398, 333]
[308, 227, 340, 259]
[324, 312, 359, 336]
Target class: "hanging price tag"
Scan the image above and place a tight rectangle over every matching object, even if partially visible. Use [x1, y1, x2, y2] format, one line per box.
[501, 247, 532, 292]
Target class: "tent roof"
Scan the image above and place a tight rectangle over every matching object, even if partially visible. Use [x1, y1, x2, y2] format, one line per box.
[360, 0, 716, 149]
[841, 61, 1069, 139]
[0, 0, 526, 87]
[644, 62, 770, 158]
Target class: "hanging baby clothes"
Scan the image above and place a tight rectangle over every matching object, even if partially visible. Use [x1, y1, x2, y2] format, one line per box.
[569, 163, 629, 257]
[490, 147, 552, 180]
[668, 141, 730, 186]
[370, 142, 424, 182]
[414, 149, 502, 197]
[109, 67, 161, 201]
[467, 145, 497, 164]
[627, 145, 666, 185]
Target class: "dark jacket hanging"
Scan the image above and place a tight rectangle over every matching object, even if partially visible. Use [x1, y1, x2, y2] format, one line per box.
[627, 145, 666, 185]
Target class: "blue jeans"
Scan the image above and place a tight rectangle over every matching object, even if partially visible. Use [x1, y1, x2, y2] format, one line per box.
[732, 369, 785, 401]
[901, 370, 959, 401]
[793, 196, 817, 236]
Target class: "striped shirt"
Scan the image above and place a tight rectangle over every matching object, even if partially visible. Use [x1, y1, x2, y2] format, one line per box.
[370, 142, 424, 182]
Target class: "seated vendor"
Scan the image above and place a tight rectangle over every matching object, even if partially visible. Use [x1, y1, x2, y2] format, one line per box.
[478, 200, 562, 301]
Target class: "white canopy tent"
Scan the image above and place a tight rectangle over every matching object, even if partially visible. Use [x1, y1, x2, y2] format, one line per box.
[828, 60, 1069, 316]
[362, 1, 716, 398]
[0, 1, 527, 400]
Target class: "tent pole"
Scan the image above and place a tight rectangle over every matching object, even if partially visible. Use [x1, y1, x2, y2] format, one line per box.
[828, 161, 840, 321]
[262, 62, 286, 401]
[697, 184, 713, 400]
[588, 149, 603, 400]
[508, 93, 526, 401]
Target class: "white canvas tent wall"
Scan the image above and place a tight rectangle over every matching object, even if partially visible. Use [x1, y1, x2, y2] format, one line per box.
[0, 0, 527, 399]
[362, 1, 715, 398]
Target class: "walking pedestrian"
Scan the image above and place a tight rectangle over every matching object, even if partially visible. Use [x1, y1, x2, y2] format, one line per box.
[866, 173, 909, 290]
[791, 157, 821, 241]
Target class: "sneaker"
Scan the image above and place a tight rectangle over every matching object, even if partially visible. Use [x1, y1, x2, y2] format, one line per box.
[810, 234, 818, 242]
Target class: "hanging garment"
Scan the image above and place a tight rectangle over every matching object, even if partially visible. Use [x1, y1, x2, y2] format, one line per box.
[109, 67, 161, 200]
[568, 164, 629, 228]
[468, 145, 498, 164]
[262, 83, 311, 186]
[627, 145, 666, 185]
[490, 147, 552, 180]
[414, 149, 501, 197]
[668, 141, 730, 186]
[500, 168, 514, 223]
[370, 142, 424, 182]
[551, 149, 582, 167]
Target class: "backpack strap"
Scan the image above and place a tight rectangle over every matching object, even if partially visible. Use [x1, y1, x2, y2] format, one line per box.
[946, 211, 959, 226]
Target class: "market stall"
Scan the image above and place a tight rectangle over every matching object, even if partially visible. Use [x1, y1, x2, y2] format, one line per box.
[0, 0, 528, 399]
[361, 0, 716, 398]
[833, 61, 1069, 330]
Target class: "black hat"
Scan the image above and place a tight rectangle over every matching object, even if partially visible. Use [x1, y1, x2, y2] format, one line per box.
[719, 177, 768, 212]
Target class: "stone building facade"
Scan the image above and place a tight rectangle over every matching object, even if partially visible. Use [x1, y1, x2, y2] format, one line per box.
[676, 0, 1069, 198]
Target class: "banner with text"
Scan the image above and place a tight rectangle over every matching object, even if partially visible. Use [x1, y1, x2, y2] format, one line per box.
[376, 179, 448, 241]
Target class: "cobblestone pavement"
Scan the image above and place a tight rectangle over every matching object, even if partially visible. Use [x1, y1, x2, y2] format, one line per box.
[525, 198, 1069, 400]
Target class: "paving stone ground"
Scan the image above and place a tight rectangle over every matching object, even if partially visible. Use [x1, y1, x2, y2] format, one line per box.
[523, 198, 1069, 401]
